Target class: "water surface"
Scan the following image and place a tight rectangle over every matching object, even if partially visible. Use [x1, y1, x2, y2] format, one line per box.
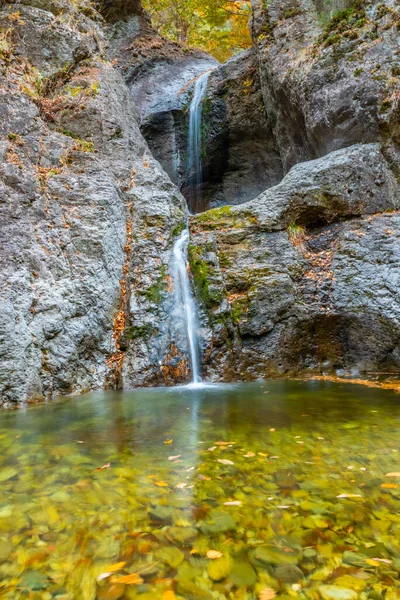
[1, 380, 400, 599]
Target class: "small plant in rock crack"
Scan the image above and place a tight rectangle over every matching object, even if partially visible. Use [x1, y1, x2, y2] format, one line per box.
[287, 222, 307, 250]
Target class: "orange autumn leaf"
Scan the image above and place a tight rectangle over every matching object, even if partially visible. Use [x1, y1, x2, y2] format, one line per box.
[95, 462, 111, 471]
[259, 588, 277, 600]
[155, 481, 168, 487]
[385, 472, 400, 477]
[111, 573, 144, 585]
[381, 483, 398, 489]
[107, 561, 126, 572]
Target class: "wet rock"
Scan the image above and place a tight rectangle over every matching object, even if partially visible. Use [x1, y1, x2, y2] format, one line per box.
[253, 545, 301, 565]
[200, 510, 236, 535]
[167, 526, 197, 545]
[274, 468, 299, 489]
[176, 579, 213, 600]
[149, 506, 174, 524]
[275, 564, 304, 583]
[228, 561, 257, 587]
[318, 585, 358, 600]
[156, 546, 185, 569]
[208, 555, 232, 581]
[19, 570, 49, 591]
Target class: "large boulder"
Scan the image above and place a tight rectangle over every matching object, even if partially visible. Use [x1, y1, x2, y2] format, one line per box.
[189, 144, 400, 380]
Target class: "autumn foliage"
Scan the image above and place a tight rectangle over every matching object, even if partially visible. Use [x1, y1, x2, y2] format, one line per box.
[142, 0, 252, 62]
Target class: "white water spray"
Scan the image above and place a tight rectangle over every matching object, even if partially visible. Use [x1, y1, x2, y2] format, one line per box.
[187, 69, 213, 213]
[172, 230, 201, 383]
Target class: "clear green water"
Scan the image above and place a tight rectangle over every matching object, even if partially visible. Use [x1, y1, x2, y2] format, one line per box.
[1, 380, 400, 599]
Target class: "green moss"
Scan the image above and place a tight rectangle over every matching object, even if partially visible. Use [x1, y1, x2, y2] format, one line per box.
[353, 67, 363, 76]
[283, 7, 301, 19]
[143, 265, 168, 304]
[194, 206, 256, 231]
[171, 221, 186, 238]
[230, 296, 250, 324]
[287, 222, 306, 244]
[379, 99, 392, 113]
[188, 244, 211, 307]
[127, 324, 154, 340]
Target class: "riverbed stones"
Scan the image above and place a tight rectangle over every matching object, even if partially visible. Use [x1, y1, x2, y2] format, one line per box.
[318, 585, 359, 600]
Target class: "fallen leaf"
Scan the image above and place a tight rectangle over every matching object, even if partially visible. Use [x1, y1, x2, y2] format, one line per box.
[215, 441, 236, 446]
[96, 572, 112, 582]
[381, 483, 398, 489]
[208, 447, 217, 451]
[217, 459, 234, 465]
[175, 482, 187, 489]
[365, 559, 381, 567]
[223, 501, 242, 506]
[198, 474, 211, 480]
[244, 452, 255, 457]
[385, 472, 400, 477]
[259, 587, 277, 600]
[111, 573, 144, 585]
[95, 462, 111, 471]
[336, 494, 362, 498]
[164, 439, 173, 445]
[154, 481, 168, 487]
[168, 455, 181, 460]
[108, 562, 127, 572]
[207, 550, 223, 559]
[258, 452, 268, 457]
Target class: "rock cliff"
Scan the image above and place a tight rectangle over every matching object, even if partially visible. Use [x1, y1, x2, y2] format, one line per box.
[0, 0, 188, 405]
[0, 0, 399, 404]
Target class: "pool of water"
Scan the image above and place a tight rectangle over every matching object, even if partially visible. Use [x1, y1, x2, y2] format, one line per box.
[1, 380, 400, 599]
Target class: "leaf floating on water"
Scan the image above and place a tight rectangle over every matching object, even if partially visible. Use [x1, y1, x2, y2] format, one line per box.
[244, 452, 255, 457]
[337, 494, 362, 498]
[175, 482, 187, 489]
[95, 462, 111, 471]
[385, 472, 400, 477]
[217, 459, 234, 465]
[164, 439, 173, 445]
[381, 483, 398, 489]
[108, 562, 127, 572]
[97, 572, 112, 582]
[215, 441, 236, 446]
[168, 455, 181, 461]
[223, 501, 242, 506]
[154, 481, 169, 487]
[207, 550, 223, 559]
[258, 452, 268, 457]
[111, 573, 144, 585]
[259, 587, 277, 600]
[365, 559, 381, 567]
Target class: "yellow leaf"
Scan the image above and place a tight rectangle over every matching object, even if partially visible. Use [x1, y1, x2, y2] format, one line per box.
[385, 472, 400, 477]
[164, 439, 173, 445]
[111, 573, 144, 585]
[217, 459, 234, 465]
[258, 453, 268, 457]
[215, 441, 236, 445]
[244, 452, 255, 457]
[162, 592, 177, 600]
[155, 481, 169, 487]
[381, 483, 398, 489]
[107, 561, 127, 572]
[207, 550, 223, 559]
[366, 559, 381, 567]
[259, 588, 277, 600]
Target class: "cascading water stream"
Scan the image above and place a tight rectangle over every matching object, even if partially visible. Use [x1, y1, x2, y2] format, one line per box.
[186, 69, 213, 214]
[172, 229, 201, 384]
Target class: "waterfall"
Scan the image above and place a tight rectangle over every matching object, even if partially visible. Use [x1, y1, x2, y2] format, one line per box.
[172, 229, 201, 384]
[186, 69, 213, 214]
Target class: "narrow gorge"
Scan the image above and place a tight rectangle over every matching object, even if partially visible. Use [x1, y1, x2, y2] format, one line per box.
[0, 0, 399, 405]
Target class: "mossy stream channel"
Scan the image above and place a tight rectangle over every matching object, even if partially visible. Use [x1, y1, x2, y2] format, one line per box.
[1, 380, 400, 599]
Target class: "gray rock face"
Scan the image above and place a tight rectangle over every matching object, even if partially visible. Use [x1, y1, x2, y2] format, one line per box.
[186, 49, 283, 210]
[250, 0, 400, 172]
[189, 145, 400, 380]
[0, 0, 186, 405]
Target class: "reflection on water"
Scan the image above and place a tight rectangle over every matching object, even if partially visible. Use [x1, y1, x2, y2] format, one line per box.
[1, 381, 400, 598]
